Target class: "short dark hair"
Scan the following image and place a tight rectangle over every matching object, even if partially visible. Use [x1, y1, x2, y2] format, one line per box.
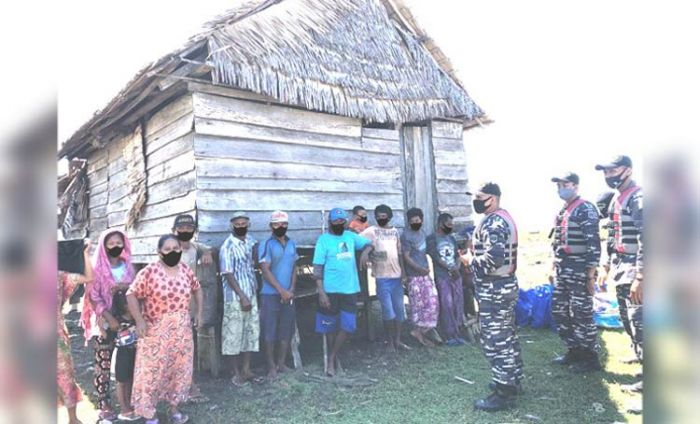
[374, 204, 393, 218]
[437, 213, 453, 226]
[406, 207, 423, 220]
[352, 205, 366, 215]
[157, 234, 180, 250]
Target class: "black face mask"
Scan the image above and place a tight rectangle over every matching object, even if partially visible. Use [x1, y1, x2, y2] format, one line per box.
[473, 198, 489, 214]
[442, 225, 454, 235]
[233, 227, 248, 237]
[358, 216, 368, 223]
[176, 231, 194, 242]
[106, 246, 124, 258]
[410, 223, 422, 231]
[605, 172, 628, 189]
[376, 218, 390, 227]
[330, 223, 345, 235]
[161, 250, 182, 267]
[273, 226, 288, 238]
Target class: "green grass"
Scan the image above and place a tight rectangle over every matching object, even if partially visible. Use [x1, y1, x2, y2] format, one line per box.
[178, 328, 640, 424]
[61, 230, 642, 423]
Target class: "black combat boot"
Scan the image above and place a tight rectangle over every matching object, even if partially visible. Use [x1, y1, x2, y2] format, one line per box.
[552, 347, 582, 365]
[571, 349, 602, 373]
[488, 381, 524, 395]
[474, 383, 517, 412]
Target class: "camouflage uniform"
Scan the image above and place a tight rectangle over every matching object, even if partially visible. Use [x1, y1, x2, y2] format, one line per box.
[551, 197, 601, 353]
[608, 183, 644, 360]
[471, 209, 523, 387]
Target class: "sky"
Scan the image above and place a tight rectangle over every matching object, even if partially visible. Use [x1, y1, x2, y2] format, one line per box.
[55, 0, 699, 231]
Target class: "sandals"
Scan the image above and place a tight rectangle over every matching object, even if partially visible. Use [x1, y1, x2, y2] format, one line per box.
[231, 376, 250, 387]
[170, 412, 189, 424]
[117, 411, 141, 421]
[98, 410, 117, 421]
[187, 393, 210, 404]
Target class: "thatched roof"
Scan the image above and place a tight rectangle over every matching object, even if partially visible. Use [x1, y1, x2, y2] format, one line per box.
[60, 0, 485, 158]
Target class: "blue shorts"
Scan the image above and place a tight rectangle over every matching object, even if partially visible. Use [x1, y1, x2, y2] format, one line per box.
[376, 278, 406, 322]
[316, 293, 358, 334]
[260, 294, 296, 342]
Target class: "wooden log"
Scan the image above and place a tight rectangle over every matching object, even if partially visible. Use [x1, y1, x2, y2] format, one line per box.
[196, 176, 402, 194]
[144, 94, 194, 138]
[431, 136, 465, 153]
[147, 151, 195, 186]
[145, 112, 194, 156]
[195, 117, 400, 155]
[196, 190, 404, 213]
[436, 179, 469, 194]
[361, 127, 399, 141]
[291, 320, 303, 370]
[434, 164, 469, 180]
[431, 120, 463, 139]
[195, 157, 400, 184]
[193, 135, 400, 170]
[192, 92, 362, 138]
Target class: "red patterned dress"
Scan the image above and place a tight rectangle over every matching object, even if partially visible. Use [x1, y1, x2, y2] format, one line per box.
[127, 262, 200, 419]
[57, 272, 82, 407]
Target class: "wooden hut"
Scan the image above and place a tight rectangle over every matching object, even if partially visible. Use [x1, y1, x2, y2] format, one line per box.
[59, 0, 487, 263]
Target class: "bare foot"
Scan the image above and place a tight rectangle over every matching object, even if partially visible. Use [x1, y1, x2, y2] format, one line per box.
[267, 368, 278, 379]
[385, 342, 397, 354]
[396, 341, 413, 351]
[241, 370, 257, 381]
[326, 357, 336, 377]
[231, 375, 249, 387]
[277, 364, 292, 373]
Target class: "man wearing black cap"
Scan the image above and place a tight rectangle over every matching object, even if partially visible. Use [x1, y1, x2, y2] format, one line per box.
[462, 182, 523, 411]
[549, 173, 602, 373]
[171, 214, 214, 403]
[595, 155, 644, 397]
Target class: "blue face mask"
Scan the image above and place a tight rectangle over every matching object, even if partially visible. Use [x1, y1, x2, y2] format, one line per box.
[558, 187, 576, 201]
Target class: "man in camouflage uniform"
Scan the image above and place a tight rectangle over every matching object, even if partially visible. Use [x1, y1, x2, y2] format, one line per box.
[463, 182, 523, 412]
[595, 155, 644, 396]
[549, 173, 602, 372]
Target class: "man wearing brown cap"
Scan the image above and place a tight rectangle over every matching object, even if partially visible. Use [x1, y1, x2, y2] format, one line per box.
[549, 173, 602, 373]
[462, 182, 523, 411]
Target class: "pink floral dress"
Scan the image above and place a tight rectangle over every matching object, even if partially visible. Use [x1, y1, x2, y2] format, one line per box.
[127, 262, 200, 419]
[57, 272, 82, 407]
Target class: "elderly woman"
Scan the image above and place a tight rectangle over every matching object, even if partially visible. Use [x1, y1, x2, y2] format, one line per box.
[58, 240, 93, 424]
[127, 234, 203, 424]
[81, 229, 136, 421]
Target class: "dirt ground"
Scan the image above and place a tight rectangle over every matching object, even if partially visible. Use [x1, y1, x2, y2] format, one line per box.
[60, 231, 642, 423]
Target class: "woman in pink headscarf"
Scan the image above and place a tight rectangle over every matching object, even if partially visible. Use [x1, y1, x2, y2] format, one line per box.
[81, 229, 137, 421]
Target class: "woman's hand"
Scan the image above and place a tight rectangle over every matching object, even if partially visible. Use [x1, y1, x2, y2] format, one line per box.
[107, 316, 120, 332]
[135, 319, 148, 338]
[194, 313, 203, 329]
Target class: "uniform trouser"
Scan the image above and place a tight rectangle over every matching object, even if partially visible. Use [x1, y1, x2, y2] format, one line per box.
[475, 275, 523, 386]
[616, 283, 643, 361]
[552, 265, 597, 352]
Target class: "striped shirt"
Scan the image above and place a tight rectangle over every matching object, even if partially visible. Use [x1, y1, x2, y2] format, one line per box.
[219, 233, 258, 302]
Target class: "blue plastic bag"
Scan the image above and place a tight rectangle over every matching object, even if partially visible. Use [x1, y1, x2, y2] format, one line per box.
[516, 284, 555, 330]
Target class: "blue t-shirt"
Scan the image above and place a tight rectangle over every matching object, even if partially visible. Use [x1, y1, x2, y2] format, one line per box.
[312, 231, 371, 294]
[260, 237, 299, 295]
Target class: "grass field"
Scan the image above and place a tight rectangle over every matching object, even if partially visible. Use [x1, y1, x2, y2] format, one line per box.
[61, 231, 642, 423]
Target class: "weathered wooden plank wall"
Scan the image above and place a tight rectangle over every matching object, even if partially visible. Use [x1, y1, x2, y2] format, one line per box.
[431, 120, 472, 229]
[86, 94, 196, 263]
[191, 88, 405, 248]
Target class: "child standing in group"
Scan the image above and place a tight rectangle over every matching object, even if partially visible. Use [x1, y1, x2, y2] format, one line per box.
[111, 291, 140, 421]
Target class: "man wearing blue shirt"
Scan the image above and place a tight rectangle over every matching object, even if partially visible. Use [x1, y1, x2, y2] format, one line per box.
[259, 210, 298, 379]
[313, 207, 373, 376]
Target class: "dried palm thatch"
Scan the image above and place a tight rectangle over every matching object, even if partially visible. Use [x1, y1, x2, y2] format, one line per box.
[60, 0, 485, 158]
[58, 159, 89, 237]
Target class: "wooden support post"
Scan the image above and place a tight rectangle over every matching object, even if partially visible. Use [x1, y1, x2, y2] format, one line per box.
[323, 334, 328, 375]
[291, 321, 303, 370]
